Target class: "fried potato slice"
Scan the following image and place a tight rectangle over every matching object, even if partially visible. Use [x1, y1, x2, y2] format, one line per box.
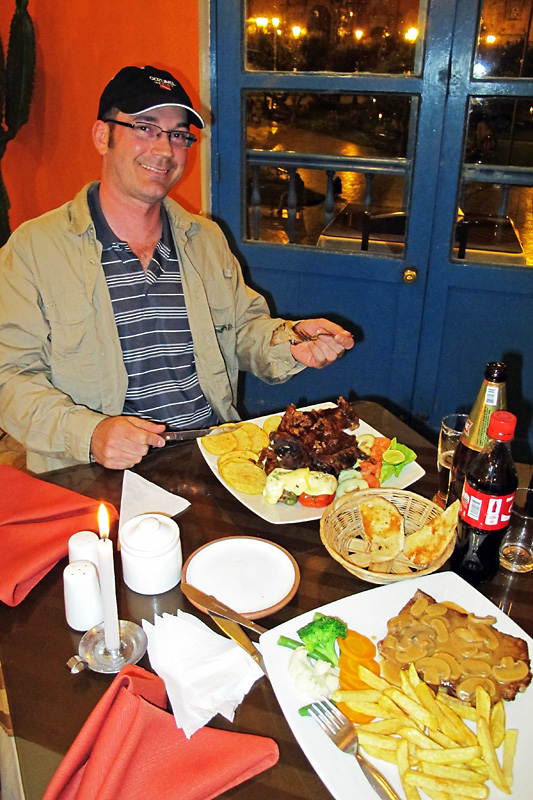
[231, 427, 253, 450]
[238, 422, 269, 451]
[217, 449, 258, 468]
[201, 430, 238, 455]
[263, 415, 283, 435]
[219, 459, 267, 494]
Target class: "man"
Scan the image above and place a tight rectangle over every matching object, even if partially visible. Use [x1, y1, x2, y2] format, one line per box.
[0, 65, 353, 473]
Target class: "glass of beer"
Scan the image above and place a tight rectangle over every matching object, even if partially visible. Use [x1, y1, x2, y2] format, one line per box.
[435, 413, 468, 508]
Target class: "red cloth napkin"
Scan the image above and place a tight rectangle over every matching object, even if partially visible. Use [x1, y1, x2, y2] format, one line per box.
[44, 665, 279, 800]
[0, 465, 118, 606]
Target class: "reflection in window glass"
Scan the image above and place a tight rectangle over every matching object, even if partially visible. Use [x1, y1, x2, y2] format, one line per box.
[245, 1, 424, 75]
[465, 97, 533, 167]
[246, 165, 406, 248]
[247, 92, 411, 158]
[454, 184, 532, 266]
[475, 0, 533, 78]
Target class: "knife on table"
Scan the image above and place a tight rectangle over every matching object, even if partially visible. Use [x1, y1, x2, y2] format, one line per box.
[210, 613, 268, 675]
[181, 582, 267, 635]
[164, 423, 242, 442]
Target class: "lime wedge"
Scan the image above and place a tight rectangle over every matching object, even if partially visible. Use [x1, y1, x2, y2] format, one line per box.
[382, 449, 405, 465]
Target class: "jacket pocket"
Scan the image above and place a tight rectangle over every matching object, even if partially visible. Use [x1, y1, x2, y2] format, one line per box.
[45, 292, 99, 376]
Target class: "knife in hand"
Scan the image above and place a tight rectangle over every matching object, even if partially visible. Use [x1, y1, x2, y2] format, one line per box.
[181, 582, 267, 635]
[210, 613, 268, 675]
[164, 423, 243, 442]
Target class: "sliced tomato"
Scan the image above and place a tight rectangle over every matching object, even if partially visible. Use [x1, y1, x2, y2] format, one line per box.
[335, 700, 375, 725]
[298, 492, 336, 507]
[339, 629, 377, 661]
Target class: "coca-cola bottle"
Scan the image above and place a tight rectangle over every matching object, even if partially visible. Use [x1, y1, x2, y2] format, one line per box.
[447, 362, 507, 507]
[451, 410, 518, 584]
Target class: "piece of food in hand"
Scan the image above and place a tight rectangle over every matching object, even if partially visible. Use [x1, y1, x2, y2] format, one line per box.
[219, 458, 267, 494]
[403, 500, 459, 565]
[358, 496, 405, 563]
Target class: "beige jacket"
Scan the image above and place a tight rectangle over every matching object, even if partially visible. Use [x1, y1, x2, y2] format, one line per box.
[0, 183, 304, 472]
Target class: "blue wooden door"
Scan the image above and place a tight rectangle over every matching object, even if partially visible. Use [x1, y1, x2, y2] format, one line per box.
[210, 1, 533, 458]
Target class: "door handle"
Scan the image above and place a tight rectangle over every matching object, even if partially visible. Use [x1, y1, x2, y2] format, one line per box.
[403, 267, 418, 283]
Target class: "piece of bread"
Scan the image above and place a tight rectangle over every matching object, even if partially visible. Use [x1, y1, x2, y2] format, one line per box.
[403, 500, 459, 565]
[358, 497, 405, 563]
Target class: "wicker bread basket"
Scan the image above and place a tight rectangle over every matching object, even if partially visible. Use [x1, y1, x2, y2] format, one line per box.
[320, 488, 455, 585]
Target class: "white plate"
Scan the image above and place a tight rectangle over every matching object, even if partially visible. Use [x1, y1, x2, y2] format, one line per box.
[198, 403, 426, 525]
[259, 572, 533, 800]
[181, 536, 300, 618]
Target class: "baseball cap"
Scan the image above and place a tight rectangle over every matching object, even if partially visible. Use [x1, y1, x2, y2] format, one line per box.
[97, 65, 205, 128]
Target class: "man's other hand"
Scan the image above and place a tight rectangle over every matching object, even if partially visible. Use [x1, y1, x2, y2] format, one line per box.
[90, 416, 166, 469]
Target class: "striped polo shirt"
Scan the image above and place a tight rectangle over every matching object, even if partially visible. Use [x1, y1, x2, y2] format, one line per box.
[88, 185, 215, 429]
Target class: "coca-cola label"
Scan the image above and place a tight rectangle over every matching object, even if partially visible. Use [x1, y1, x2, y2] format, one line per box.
[460, 482, 515, 530]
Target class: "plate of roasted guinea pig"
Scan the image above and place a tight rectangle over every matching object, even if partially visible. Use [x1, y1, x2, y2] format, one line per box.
[197, 401, 425, 525]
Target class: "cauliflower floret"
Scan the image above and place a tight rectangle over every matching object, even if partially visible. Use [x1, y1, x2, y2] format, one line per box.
[288, 646, 340, 700]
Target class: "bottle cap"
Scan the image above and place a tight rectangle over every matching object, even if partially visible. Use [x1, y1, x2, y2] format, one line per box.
[487, 410, 516, 441]
[485, 361, 507, 381]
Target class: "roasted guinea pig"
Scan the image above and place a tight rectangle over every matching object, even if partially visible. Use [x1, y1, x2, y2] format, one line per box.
[258, 397, 371, 476]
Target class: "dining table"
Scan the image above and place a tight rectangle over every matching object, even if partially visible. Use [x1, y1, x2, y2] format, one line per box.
[1, 399, 532, 800]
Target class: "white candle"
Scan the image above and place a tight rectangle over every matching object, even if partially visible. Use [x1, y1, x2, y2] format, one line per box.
[96, 504, 121, 652]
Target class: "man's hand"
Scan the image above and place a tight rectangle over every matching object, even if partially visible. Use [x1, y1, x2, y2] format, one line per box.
[290, 318, 354, 368]
[90, 416, 166, 469]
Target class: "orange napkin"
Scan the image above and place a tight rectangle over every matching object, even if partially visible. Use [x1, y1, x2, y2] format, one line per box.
[43, 665, 279, 800]
[0, 465, 118, 606]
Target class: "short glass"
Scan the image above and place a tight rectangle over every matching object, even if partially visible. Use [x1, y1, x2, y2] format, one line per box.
[435, 413, 468, 508]
[499, 487, 533, 573]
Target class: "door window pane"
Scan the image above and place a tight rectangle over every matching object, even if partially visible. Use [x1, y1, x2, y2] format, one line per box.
[455, 96, 533, 266]
[245, 1, 425, 75]
[246, 90, 411, 248]
[475, 0, 533, 78]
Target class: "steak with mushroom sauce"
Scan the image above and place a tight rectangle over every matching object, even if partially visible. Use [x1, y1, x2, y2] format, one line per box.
[378, 589, 531, 705]
[259, 397, 371, 476]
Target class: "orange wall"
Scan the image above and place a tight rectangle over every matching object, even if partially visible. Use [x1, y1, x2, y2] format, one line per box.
[0, 0, 203, 233]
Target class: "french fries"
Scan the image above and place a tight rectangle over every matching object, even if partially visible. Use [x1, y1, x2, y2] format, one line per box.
[332, 665, 519, 798]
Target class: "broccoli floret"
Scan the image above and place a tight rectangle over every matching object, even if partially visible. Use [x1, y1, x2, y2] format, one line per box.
[296, 612, 347, 666]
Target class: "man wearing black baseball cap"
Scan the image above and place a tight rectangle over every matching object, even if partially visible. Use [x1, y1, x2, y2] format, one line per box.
[0, 65, 353, 472]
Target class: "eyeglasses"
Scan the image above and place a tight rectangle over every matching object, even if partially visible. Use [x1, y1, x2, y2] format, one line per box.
[103, 119, 197, 148]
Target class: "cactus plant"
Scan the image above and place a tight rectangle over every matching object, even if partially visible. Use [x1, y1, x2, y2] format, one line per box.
[0, 0, 35, 247]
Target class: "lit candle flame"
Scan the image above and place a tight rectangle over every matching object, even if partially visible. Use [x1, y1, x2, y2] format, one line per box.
[98, 503, 109, 539]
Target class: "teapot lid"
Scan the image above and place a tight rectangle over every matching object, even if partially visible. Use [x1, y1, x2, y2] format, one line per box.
[121, 514, 178, 554]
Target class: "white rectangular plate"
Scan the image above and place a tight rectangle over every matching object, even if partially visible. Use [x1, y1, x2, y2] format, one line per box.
[259, 572, 533, 800]
[198, 403, 425, 525]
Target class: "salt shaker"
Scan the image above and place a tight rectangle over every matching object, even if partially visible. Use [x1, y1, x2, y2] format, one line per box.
[68, 530, 99, 566]
[119, 513, 182, 595]
[63, 560, 104, 631]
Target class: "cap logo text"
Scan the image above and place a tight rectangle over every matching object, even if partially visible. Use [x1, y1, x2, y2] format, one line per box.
[149, 76, 176, 91]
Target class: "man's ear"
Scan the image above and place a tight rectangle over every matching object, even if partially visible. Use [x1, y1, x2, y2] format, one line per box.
[93, 120, 110, 154]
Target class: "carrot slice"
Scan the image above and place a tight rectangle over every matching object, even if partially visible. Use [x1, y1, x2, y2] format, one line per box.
[339, 630, 377, 661]
[336, 700, 375, 725]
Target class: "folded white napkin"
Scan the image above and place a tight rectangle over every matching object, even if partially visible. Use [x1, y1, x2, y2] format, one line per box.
[119, 470, 190, 533]
[142, 611, 264, 738]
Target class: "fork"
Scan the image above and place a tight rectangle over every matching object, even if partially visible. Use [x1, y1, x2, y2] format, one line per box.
[309, 698, 401, 800]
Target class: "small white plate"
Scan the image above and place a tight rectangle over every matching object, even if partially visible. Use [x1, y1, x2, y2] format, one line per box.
[260, 572, 533, 800]
[181, 536, 300, 619]
[198, 403, 426, 525]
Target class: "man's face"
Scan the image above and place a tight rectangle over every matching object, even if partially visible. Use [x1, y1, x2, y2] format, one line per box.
[93, 106, 191, 207]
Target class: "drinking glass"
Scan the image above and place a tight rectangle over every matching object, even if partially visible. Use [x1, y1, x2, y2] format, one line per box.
[499, 487, 533, 573]
[435, 413, 468, 508]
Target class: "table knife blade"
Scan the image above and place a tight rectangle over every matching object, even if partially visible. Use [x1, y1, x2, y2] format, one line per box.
[181, 582, 267, 635]
[210, 613, 267, 675]
[164, 423, 242, 442]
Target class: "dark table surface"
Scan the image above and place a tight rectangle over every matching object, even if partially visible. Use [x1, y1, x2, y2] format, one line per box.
[1, 400, 532, 800]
